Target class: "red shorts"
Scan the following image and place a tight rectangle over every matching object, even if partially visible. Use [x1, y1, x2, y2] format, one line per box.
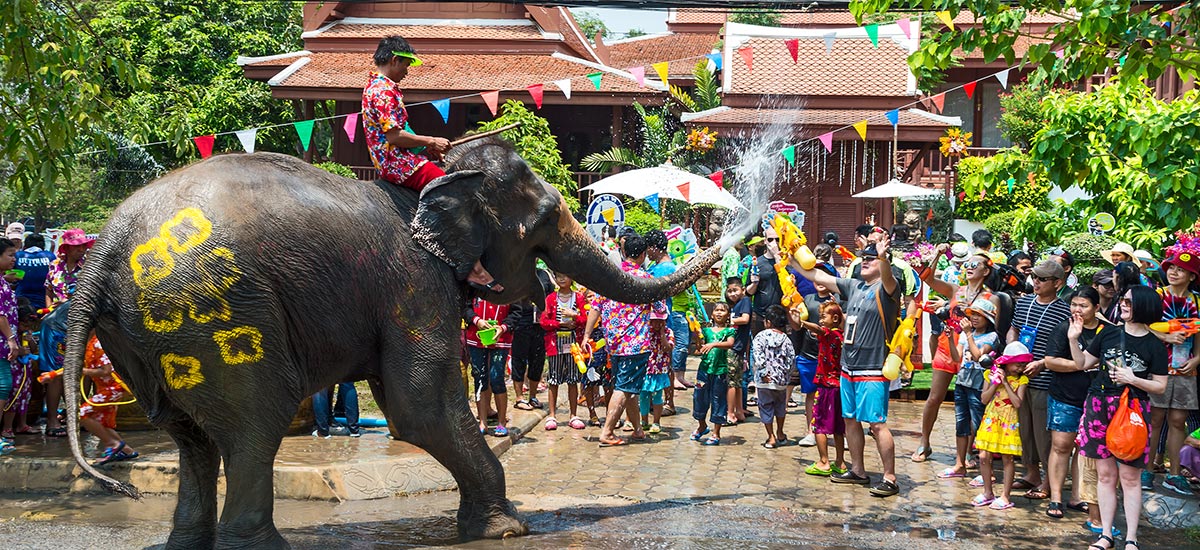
[80, 401, 117, 429]
[931, 333, 961, 374]
[399, 161, 445, 192]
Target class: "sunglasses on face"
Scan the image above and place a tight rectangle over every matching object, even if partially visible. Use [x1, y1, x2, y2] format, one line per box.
[1033, 275, 1057, 283]
[1120, 298, 1132, 308]
[766, 237, 778, 243]
[860, 256, 879, 264]
[963, 260, 984, 270]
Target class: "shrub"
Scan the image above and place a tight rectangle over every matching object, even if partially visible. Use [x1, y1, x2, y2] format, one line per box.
[315, 162, 357, 179]
[1058, 232, 1118, 285]
[622, 203, 662, 236]
[478, 100, 580, 211]
[954, 148, 1050, 221]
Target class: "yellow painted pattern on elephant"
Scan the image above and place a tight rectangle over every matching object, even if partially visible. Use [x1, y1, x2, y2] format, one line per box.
[159, 208, 212, 254]
[130, 238, 175, 289]
[161, 354, 205, 390]
[137, 292, 185, 333]
[213, 326, 265, 365]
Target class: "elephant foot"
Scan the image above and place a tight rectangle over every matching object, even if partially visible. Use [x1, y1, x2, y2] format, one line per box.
[457, 498, 529, 540]
[215, 525, 290, 550]
[164, 529, 216, 550]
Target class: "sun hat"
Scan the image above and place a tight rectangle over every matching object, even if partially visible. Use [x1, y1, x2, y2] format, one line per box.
[963, 298, 998, 326]
[950, 242, 970, 264]
[391, 51, 423, 66]
[59, 228, 95, 248]
[994, 341, 1033, 365]
[5, 223, 24, 241]
[1134, 249, 1161, 272]
[1162, 252, 1200, 278]
[1032, 260, 1065, 280]
[1101, 242, 1137, 265]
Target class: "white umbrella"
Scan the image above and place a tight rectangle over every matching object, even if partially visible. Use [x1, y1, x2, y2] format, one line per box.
[582, 165, 745, 210]
[851, 179, 943, 199]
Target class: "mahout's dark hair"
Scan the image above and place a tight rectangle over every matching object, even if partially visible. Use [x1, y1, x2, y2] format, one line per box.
[374, 36, 415, 66]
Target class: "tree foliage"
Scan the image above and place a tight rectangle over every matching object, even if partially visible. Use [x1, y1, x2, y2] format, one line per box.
[997, 82, 1066, 150]
[730, 9, 783, 27]
[572, 10, 609, 40]
[478, 100, 580, 211]
[953, 149, 1050, 221]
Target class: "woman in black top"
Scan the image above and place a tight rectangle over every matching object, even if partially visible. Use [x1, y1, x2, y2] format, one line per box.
[1068, 285, 1168, 550]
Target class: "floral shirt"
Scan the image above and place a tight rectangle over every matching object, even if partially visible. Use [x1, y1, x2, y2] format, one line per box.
[647, 326, 674, 375]
[594, 261, 669, 356]
[84, 335, 125, 398]
[362, 71, 427, 185]
[45, 258, 82, 307]
[0, 280, 16, 357]
[815, 327, 844, 387]
[752, 328, 795, 390]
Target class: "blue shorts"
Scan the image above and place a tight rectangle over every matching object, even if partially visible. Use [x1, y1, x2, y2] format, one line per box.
[1047, 394, 1084, 433]
[839, 374, 889, 424]
[795, 356, 818, 394]
[612, 352, 650, 394]
[468, 347, 509, 395]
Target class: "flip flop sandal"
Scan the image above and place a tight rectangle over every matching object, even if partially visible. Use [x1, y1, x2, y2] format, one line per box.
[969, 475, 990, 488]
[544, 418, 558, 431]
[629, 432, 647, 441]
[45, 427, 67, 437]
[94, 442, 126, 466]
[702, 437, 720, 446]
[528, 397, 542, 409]
[805, 464, 832, 476]
[1067, 501, 1090, 513]
[1010, 479, 1036, 491]
[937, 467, 966, 479]
[989, 499, 1015, 510]
[761, 441, 777, 449]
[492, 426, 509, 437]
[970, 494, 996, 507]
[1047, 501, 1065, 519]
[598, 438, 628, 448]
[690, 427, 710, 441]
[514, 400, 534, 411]
[568, 417, 586, 430]
[910, 446, 933, 463]
[1023, 489, 1050, 500]
[13, 427, 40, 435]
[1088, 534, 1114, 550]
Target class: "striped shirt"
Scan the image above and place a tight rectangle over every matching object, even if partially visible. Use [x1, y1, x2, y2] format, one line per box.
[1013, 295, 1072, 391]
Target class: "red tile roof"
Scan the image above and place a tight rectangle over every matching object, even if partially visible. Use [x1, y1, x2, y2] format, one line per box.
[313, 22, 544, 41]
[670, 9, 1066, 27]
[607, 33, 719, 74]
[685, 107, 949, 128]
[727, 37, 913, 97]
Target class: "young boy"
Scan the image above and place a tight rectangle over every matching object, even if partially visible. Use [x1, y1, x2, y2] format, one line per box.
[726, 281, 752, 424]
[80, 334, 139, 465]
[752, 305, 796, 448]
[692, 303, 735, 445]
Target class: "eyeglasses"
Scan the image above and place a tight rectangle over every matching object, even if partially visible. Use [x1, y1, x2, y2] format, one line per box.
[963, 260, 985, 270]
[860, 256, 879, 263]
[766, 237, 778, 243]
[1033, 275, 1058, 283]
[1120, 298, 1132, 308]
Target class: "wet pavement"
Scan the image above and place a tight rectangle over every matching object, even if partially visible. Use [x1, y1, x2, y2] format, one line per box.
[0, 362, 1196, 549]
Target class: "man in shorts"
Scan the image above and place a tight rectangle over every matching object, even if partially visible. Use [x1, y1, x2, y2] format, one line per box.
[794, 237, 902, 497]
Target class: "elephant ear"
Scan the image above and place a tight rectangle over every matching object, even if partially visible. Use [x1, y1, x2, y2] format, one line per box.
[413, 170, 490, 280]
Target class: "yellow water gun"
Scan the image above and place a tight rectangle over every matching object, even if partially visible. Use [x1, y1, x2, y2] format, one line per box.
[883, 310, 924, 380]
[686, 311, 702, 333]
[770, 214, 818, 306]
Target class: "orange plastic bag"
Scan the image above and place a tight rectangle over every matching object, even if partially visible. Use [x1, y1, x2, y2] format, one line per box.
[1106, 388, 1149, 462]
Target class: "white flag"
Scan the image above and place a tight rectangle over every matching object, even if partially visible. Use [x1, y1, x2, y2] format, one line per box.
[995, 68, 1010, 90]
[235, 129, 257, 154]
[553, 78, 572, 100]
[823, 33, 836, 54]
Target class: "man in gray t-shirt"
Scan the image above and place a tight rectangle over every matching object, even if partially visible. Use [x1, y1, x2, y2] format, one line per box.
[794, 239, 902, 497]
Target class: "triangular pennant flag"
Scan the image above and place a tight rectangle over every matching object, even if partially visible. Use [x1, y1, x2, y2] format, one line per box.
[1007, 177, 1016, 193]
[587, 72, 603, 90]
[1053, 49, 1065, 59]
[629, 66, 645, 87]
[897, 18, 913, 40]
[553, 79, 571, 100]
[705, 53, 722, 71]
[781, 146, 796, 166]
[823, 33, 836, 54]
[526, 84, 544, 109]
[885, 109, 899, 126]
[930, 93, 946, 113]
[293, 120, 315, 151]
[737, 47, 753, 71]
[677, 182, 691, 201]
[235, 129, 257, 153]
[601, 208, 616, 225]
[645, 194, 660, 213]
[958, 191, 967, 201]
[481, 91, 500, 116]
[865, 24, 880, 47]
[936, 10, 955, 31]
[343, 113, 359, 143]
[853, 120, 868, 141]
[980, 189, 987, 199]
[926, 208, 934, 221]
[785, 39, 799, 63]
[432, 98, 450, 123]
[710, 170, 724, 188]
[995, 68, 1010, 89]
[652, 61, 669, 84]
[193, 134, 215, 159]
[964, 81, 977, 99]
[819, 132, 833, 153]
[926, 226, 934, 240]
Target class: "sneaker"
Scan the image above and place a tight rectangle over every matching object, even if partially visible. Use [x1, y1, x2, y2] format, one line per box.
[797, 434, 817, 447]
[1163, 474, 1195, 496]
[1141, 470, 1155, 490]
[311, 430, 331, 439]
[831, 471, 871, 485]
[348, 429, 361, 438]
[330, 425, 350, 436]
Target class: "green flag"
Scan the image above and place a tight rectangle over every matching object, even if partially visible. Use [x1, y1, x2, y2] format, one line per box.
[865, 24, 879, 47]
[587, 72, 602, 90]
[294, 119, 315, 151]
[781, 145, 795, 166]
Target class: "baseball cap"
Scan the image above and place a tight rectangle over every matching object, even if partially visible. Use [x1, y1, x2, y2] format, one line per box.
[5, 223, 24, 241]
[1031, 260, 1065, 280]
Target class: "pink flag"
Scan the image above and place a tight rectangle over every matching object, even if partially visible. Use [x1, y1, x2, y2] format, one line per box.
[481, 91, 500, 116]
[785, 39, 799, 63]
[710, 170, 724, 188]
[818, 132, 833, 153]
[343, 113, 359, 143]
[930, 93, 946, 113]
[963, 81, 977, 99]
[526, 84, 544, 109]
[629, 66, 645, 87]
[738, 47, 753, 71]
[897, 18, 913, 39]
[677, 182, 691, 202]
[193, 134, 215, 159]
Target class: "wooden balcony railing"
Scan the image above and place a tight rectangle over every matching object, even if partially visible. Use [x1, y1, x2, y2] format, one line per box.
[898, 147, 1001, 188]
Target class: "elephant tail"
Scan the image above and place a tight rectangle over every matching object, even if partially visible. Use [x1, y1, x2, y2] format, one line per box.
[62, 238, 142, 500]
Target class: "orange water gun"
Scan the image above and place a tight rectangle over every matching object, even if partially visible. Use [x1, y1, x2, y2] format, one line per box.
[1150, 319, 1200, 337]
[835, 245, 856, 263]
[570, 343, 588, 374]
[38, 368, 62, 384]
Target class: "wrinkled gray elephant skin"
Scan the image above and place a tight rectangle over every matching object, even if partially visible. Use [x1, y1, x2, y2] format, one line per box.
[59, 138, 723, 550]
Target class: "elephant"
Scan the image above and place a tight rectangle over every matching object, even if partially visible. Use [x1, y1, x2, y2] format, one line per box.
[60, 137, 723, 549]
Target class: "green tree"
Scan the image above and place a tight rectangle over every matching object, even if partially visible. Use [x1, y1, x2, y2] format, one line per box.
[953, 149, 1050, 220]
[477, 100, 580, 211]
[624, 28, 647, 38]
[730, 9, 783, 27]
[997, 82, 1067, 150]
[572, 10, 609, 40]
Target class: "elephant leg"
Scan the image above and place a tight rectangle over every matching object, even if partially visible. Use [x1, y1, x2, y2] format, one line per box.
[367, 378, 402, 440]
[381, 343, 527, 540]
[162, 415, 221, 550]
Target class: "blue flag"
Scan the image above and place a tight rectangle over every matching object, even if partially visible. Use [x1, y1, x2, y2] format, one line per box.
[645, 194, 660, 213]
[885, 109, 899, 126]
[926, 226, 934, 240]
[432, 99, 450, 123]
[705, 53, 723, 71]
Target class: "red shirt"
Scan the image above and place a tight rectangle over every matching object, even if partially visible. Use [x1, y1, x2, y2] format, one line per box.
[815, 327, 844, 387]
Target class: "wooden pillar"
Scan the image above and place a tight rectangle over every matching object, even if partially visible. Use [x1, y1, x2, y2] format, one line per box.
[303, 100, 316, 164]
[611, 106, 623, 149]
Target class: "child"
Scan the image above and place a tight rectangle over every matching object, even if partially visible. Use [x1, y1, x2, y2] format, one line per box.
[798, 301, 847, 475]
[692, 302, 735, 445]
[540, 272, 588, 430]
[940, 299, 999, 479]
[971, 341, 1030, 510]
[752, 305, 795, 449]
[726, 281, 752, 424]
[2, 305, 39, 439]
[581, 289, 611, 427]
[464, 297, 514, 437]
[640, 308, 673, 433]
[80, 334, 140, 465]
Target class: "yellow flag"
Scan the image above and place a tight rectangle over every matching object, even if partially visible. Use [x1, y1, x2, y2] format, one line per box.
[652, 61, 670, 85]
[936, 11, 954, 31]
[853, 120, 868, 141]
[602, 208, 616, 225]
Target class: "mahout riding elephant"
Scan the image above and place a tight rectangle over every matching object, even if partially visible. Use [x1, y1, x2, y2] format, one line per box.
[61, 137, 722, 549]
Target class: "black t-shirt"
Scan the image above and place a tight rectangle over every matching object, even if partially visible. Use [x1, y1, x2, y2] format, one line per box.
[794, 293, 838, 360]
[731, 297, 753, 354]
[751, 255, 783, 315]
[1085, 328, 1169, 400]
[1045, 319, 1111, 408]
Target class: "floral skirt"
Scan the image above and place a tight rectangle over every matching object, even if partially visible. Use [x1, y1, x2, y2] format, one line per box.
[975, 402, 1021, 456]
[1076, 392, 1151, 467]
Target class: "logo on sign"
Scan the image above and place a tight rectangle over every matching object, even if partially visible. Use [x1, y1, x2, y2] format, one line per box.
[760, 200, 805, 230]
[586, 194, 625, 227]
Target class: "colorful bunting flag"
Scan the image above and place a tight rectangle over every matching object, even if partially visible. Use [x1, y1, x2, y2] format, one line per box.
[652, 61, 669, 84]
[1053, 49, 1065, 59]
[630, 66, 645, 87]
[853, 120, 868, 141]
[553, 79, 571, 99]
[930, 93, 946, 112]
[193, 134, 215, 159]
[527, 84, 544, 109]
[926, 208, 934, 221]
[926, 226, 934, 240]
[995, 68, 1010, 89]
[786, 39, 799, 62]
[936, 10, 955, 31]
[432, 98, 450, 123]
[294, 120, 315, 151]
[601, 208, 616, 225]
[587, 72, 602, 90]
[818, 132, 833, 153]
[481, 91, 500, 116]
[980, 189, 987, 199]
[710, 170, 724, 188]
[645, 194, 660, 213]
[865, 24, 879, 47]
[964, 81, 977, 99]
[677, 182, 691, 201]
[705, 53, 722, 70]
[885, 109, 899, 126]
[823, 33, 836, 54]
[958, 191, 967, 201]
[1007, 177, 1016, 192]
[235, 129, 257, 153]
[737, 47, 753, 71]
[897, 18, 913, 40]
[781, 146, 796, 166]
[343, 113, 358, 143]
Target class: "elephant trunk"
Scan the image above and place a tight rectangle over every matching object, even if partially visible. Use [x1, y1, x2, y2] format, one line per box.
[548, 218, 724, 304]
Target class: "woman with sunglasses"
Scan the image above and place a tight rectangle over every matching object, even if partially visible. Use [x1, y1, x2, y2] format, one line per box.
[1069, 286, 1168, 550]
[910, 249, 1001, 462]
